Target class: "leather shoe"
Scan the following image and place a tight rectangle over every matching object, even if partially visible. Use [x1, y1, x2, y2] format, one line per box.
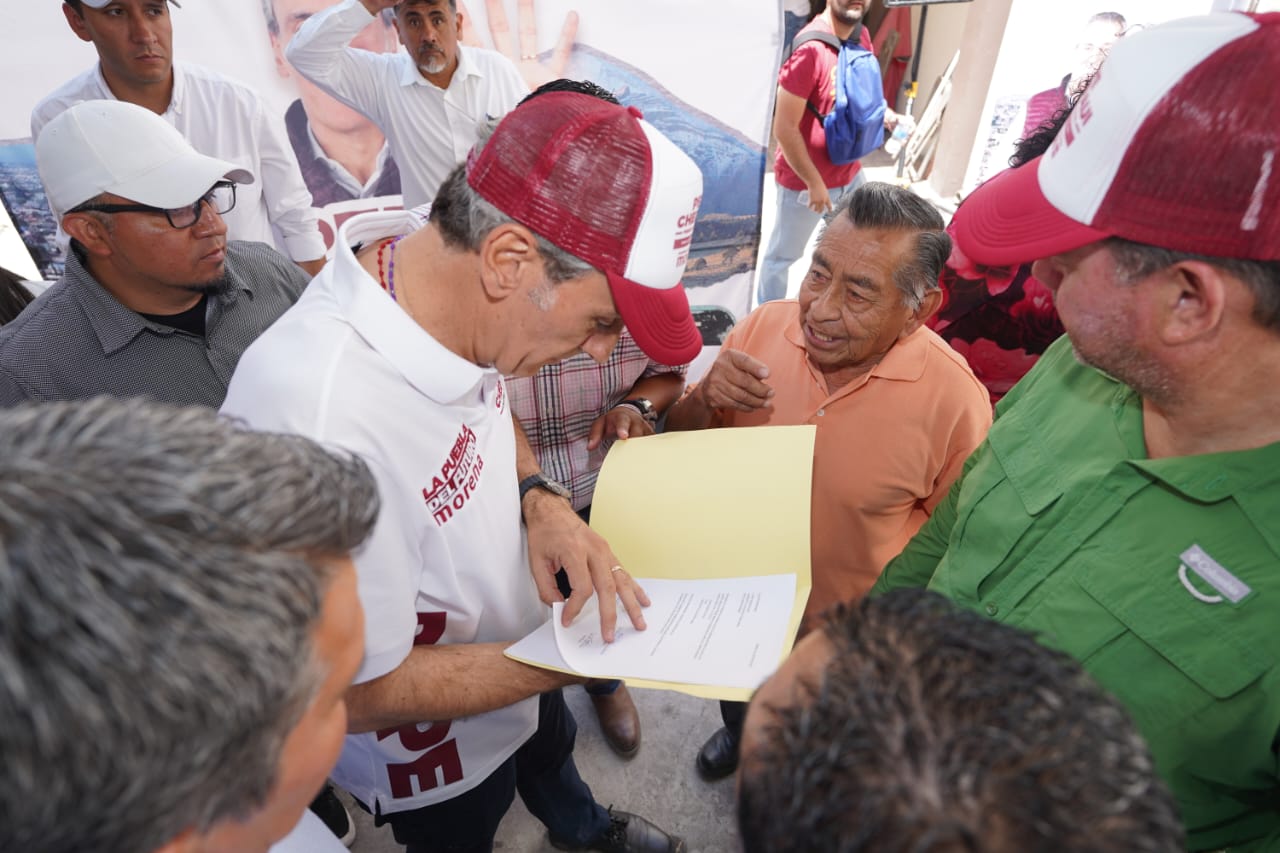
[550, 808, 685, 853]
[695, 726, 739, 781]
[588, 682, 641, 758]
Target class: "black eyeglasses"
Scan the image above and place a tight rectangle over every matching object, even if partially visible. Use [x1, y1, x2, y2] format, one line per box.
[72, 181, 237, 229]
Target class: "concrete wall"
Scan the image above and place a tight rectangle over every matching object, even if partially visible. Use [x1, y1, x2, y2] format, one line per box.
[903, 2, 970, 120]
[917, 0, 1014, 199]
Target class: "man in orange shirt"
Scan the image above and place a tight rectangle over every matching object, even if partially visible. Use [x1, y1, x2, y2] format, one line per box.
[666, 182, 991, 781]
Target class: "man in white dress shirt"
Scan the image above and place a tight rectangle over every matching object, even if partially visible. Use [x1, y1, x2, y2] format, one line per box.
[285, 0, 528, 208]
[33, 0, 326, 275]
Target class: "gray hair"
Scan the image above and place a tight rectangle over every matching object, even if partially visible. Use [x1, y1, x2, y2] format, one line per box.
[1107, 238, 1280, 333]
[0, 398, 379, 853]
[833, 182, 951, 310]
[431, 118, 595, 284]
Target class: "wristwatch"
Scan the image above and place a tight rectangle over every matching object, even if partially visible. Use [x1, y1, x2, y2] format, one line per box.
[616, 397, 658, 424]
[518, 472, 572, 503]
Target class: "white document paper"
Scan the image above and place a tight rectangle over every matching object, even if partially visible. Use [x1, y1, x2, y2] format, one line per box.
[542, 574, 796, 691]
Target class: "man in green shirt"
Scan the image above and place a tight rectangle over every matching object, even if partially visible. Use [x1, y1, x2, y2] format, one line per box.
[873, 13, 1280, 851]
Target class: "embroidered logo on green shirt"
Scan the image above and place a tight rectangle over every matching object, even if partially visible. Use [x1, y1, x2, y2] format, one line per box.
[1178, 544, 1252, 604]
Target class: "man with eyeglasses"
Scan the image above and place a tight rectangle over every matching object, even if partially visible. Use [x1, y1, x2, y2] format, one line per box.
[0, 100, 311, 409]
[33, 0, 327, 276]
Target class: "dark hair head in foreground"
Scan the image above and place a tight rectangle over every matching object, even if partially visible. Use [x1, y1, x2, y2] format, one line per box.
[737, 589, 1183, 853]
[0, 397, 379, 853]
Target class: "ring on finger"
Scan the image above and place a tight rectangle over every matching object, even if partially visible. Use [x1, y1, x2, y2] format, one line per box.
[610, 565, 624, 574]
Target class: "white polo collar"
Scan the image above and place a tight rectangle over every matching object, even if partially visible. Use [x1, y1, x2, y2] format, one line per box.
[330, 210, 487, 404]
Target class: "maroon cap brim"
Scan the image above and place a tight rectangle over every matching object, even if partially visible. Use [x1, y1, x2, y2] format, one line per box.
[606, 271, 701, 366]
[952, 157, 1113, 266]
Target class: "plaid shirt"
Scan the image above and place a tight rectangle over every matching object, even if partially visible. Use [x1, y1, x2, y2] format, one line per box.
[507, 330, 686, 510]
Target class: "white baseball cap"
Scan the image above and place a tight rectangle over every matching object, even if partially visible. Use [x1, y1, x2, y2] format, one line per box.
[36, 100, 252, 219]
[953, 12, 1280, 265]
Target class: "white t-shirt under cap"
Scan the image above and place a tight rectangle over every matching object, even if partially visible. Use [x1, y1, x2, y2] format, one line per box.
[221, 210, 543, 814]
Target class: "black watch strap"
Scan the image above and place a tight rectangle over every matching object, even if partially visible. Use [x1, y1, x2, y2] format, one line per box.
[617, 397, 657, 423]
[518, 472, 571, 503]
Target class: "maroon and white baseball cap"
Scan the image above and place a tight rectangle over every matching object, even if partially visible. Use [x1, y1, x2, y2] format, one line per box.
[953, 12, 1280, 266]
[466, 91, 704, 366]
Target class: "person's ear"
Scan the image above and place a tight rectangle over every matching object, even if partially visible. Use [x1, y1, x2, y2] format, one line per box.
[63, 2, 95, 42]
[478, 223, 542, 303]
[901, 289, 943, 339]
[1156, 260, 1227, 347]
[62, 213, 115, 259]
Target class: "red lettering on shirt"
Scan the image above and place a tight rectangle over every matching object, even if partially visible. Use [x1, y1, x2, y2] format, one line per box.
[384, 742, 464, 798]
[422, 426, 485, 526]
[378, 612, 466, 797]
[672, 195, 702, 267]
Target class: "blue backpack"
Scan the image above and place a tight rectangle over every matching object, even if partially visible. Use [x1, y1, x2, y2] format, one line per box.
[792, 24, 885, 164]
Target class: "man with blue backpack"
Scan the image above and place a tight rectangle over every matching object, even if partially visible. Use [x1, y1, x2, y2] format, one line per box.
[758, 0, 899, 304]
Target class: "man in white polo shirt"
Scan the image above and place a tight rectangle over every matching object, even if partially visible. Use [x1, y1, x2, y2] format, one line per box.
[286, 0, 528, 208]
[222, 92, 704, 853]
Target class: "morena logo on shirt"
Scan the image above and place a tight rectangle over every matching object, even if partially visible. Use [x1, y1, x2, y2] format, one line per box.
[422, 425, 485, 526]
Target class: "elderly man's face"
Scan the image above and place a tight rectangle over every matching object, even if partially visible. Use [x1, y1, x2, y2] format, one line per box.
[198, 558, 365, 851]
[395, 0, 462, 88]
[796, 217, 930, 387]
[64, 0, 174, 92]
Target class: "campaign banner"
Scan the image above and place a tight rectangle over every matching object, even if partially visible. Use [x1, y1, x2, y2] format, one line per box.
[0, 0, 783, 331]
[962, 0, 1215, 193]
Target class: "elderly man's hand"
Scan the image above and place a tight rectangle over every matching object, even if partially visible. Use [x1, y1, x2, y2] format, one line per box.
[360, 0, 401, 14]
[586, 404, 654, 451]
[523, 489, 650, 643]
[698, 348, 774, 413]
[458, 0, 578, 90]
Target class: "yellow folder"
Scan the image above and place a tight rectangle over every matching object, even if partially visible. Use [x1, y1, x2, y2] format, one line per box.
[507, 425, 814, 702]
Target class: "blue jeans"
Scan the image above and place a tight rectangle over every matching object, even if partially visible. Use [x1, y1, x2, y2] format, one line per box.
[377, 690, 611, 853]
[756, 170, 867, 304]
